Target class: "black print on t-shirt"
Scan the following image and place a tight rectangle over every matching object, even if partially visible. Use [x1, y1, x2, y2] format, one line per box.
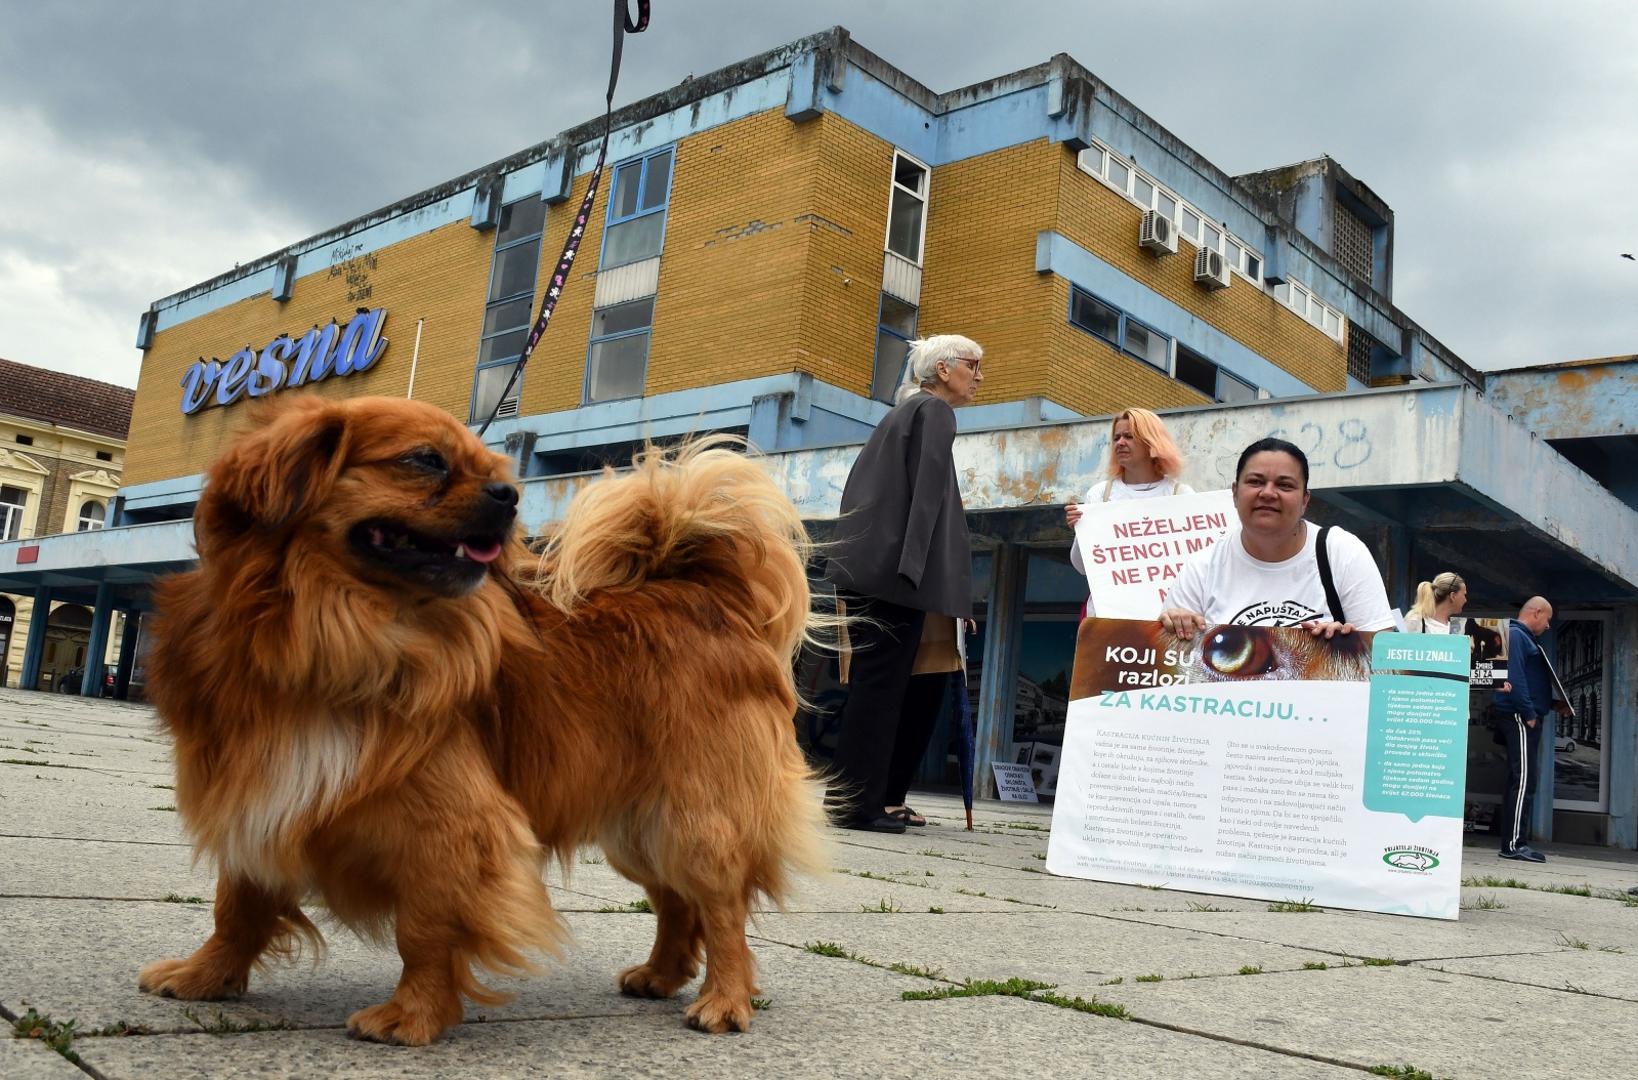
[1230, 600, 1324, 626]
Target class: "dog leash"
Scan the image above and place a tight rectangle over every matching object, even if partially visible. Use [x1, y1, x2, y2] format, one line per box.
[475, 0, 652, 439]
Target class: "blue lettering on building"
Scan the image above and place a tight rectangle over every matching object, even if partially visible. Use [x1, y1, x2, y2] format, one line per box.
[178, 308, 389, 415]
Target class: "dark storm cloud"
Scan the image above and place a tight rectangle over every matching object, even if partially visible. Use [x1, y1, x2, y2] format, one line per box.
[1, 1, 1634, 385]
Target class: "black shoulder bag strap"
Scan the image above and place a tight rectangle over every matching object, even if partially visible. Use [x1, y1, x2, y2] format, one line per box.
[1315, 524, 1346, 624]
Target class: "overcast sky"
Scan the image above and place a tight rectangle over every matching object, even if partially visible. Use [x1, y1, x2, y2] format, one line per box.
[3, 0, 1635, 388]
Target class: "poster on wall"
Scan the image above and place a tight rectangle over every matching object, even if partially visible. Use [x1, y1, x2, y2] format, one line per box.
[1072, 490, 1235, 619]
[1464, 617, 1509, 686]
[1047, 618, 1471, 920]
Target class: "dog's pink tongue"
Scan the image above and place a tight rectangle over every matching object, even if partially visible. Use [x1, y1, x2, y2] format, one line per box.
[464, 541, 503, 564]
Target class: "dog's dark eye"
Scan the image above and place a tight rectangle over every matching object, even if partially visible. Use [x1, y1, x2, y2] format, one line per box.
[400, 448, 449, 474]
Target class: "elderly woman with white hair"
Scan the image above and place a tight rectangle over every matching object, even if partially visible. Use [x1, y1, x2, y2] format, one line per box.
[824, 334, 983, 832]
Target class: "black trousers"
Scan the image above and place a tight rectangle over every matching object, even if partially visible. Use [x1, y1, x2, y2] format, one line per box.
[829, 593, 926, 820]
[1495, 709, 1538, 852]
[885, 673, 950, 808]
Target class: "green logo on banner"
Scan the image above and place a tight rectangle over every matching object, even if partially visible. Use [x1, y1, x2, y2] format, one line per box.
[1383, 848, 1440, 872]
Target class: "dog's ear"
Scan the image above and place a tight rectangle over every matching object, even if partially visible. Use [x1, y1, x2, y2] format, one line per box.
[197, 397, 351, 546]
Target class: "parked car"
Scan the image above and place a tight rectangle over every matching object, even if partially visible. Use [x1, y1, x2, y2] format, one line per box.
[1554, 734, 1578, 754]
[57, 667, 115, 697]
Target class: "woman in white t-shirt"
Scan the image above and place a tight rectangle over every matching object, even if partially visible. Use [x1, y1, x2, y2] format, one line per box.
[1067, 409, 1193, 612]
[1404, 571, 1467, 634]
[1161, 437, 1393, 639]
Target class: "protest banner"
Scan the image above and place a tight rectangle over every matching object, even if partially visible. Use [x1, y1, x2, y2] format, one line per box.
[1072, 490, 1234, 618]
[1047, 619, 1470, 919]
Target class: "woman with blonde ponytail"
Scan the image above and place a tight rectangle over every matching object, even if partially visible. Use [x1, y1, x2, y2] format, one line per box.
[1405, 571, 1468, 633]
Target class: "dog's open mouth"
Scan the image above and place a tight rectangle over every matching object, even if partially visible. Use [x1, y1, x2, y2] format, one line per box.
[348, 518, 508, 592]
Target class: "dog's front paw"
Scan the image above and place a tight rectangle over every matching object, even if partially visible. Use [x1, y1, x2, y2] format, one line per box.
[685, 991, 753, 1034]
[618, 962, 693, 999]
[347, 1001, 456, 1046]
[138, 957, 248, 1000]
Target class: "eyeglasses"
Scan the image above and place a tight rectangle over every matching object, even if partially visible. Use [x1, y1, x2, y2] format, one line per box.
[951, 356, 982, 373]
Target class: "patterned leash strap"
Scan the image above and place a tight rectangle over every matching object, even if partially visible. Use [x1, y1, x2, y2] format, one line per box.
[476, 0, 651, 438]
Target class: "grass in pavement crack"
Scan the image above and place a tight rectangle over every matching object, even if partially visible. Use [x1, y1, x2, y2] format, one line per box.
[181, 1007, 295, 1034]
[1369, 1066, 1448, 1080]
[1267, 898, 1320, 913]
[12, 1008, 82, 1064]
[800, 941, 947, 981]
[902, 976, 1054, 1001]
[900, 978, 1130, 1019]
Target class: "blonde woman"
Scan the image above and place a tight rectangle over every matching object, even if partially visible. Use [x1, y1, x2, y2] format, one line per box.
[1067, 408, 1192, 613]
[1405, 571, 1467, 634]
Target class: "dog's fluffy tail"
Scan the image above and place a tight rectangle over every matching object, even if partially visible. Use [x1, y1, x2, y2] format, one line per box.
[538, 435, 815, 662]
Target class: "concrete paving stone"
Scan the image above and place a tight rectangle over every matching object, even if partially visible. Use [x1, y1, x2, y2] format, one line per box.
[943, 866, 1272, 914]
[0, 1035, 90, 1080]
[1413, 948, 1638, 1002]
[71, 996, 1365, 1080]
[824, 836, 1059, 885]
[2, 836, 207, 900]
[0, 734, 172, 778]
[1108, 961, 1636, 1080]
[541, 855, 1021, 916]
[1110, 901, 1620, 963]
[1460, 838, 1638, 894]
[747, 910, 1337, 997]
[0, 898, 932, 1037]
[1453, 884, 1638, 947]
[0, 773, 188, 845]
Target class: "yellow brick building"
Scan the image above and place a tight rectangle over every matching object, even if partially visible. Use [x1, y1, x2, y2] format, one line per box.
[121, 30, 1432, 504]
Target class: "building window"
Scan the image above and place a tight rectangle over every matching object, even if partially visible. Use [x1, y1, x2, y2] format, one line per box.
[602, 147, 674, 270]
[1275, 280, 1345, 342]
[95, 450, 112, 462]
[1075, 141, 1263, 285]
[1068, 287, 1168, 373]
[871, 294, 918, 403]
[886, 151, 929, 265]
[77, 500, 106, 532]
[470, 197, 547, 423]
[1218, 369, 1258, 403]
[1122, 319, 1168, 371]
[14, 434, 32, 446]
[1176, 343, 1261, 403]
[585, 297, 654, 403]
[1, 485, 26, 541]
[1069, 288, 1120, 346]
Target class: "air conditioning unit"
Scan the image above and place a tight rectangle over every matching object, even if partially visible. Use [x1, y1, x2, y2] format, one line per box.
[1138, 210, 1176, 255]
[1194, 247, 1231, 290]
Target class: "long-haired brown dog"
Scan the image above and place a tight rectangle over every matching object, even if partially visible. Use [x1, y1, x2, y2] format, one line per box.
[138, 395, 827, 1044]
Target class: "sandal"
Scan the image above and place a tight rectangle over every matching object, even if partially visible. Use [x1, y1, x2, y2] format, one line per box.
[886, 805, 927, 827]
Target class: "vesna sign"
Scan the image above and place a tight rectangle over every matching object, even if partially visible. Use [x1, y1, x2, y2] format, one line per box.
[178, 308, 389, 415]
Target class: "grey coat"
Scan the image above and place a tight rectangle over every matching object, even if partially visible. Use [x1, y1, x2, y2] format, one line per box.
[824, 393, 972, 617]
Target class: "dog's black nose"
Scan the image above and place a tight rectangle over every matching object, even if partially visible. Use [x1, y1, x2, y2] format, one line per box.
[484, 483, 519, 508]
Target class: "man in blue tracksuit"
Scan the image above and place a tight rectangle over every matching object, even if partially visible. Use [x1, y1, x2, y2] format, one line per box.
[1491, 597, 1556, 862]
